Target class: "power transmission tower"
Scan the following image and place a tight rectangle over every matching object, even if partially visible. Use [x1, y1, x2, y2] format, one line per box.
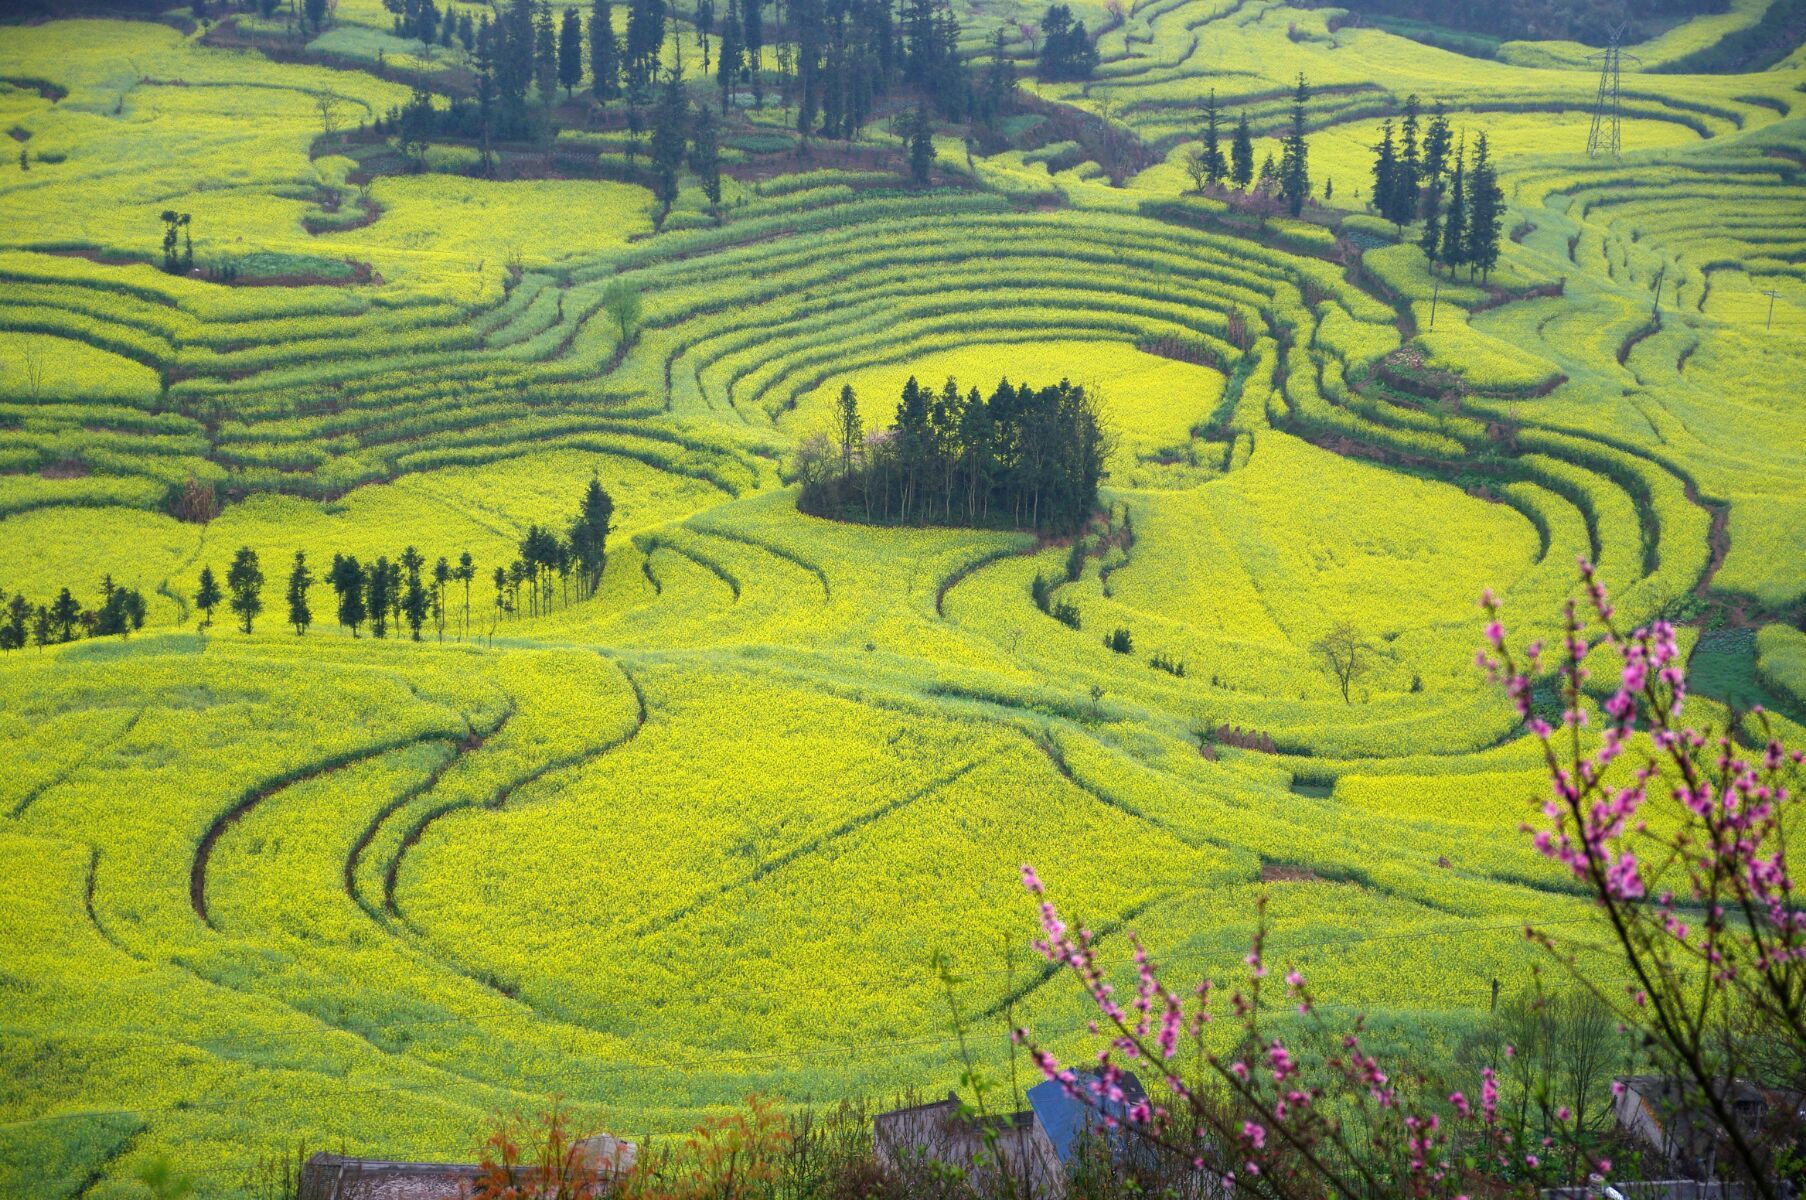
[1586, 25, 1640, 158]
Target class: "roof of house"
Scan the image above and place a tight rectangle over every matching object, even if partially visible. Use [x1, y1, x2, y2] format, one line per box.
[300, 1138, 635, 1200]
[1026, 1071, 1148, 1164]
[1620, 1076, 1773, 1108]
[873, 1092, 1042, 1134]
[299, 1153, 482, 1200]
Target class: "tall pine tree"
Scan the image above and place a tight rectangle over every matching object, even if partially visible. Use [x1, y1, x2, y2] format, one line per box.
[625, 0, 666, 85]
[1372, 119, 1398, 227]
[741, 0, 762, 106]
[1230, 111, 1253, 190]
[690, 101, 721, 214]
[908, 103, 934, 184]
[330, 554, 367, 636]
[1418, 170, 1442, 260]
[1421, 101, 1451, 215]
[1201, 88, 1225, 188]
[716, 2, 742, 112]
[287, 550, 313, 636]
[194, 565, 221, 630]
[1279, 73, 1310, 217]
[591, 0, 621, 99]
[1394, 92, 1420, 224]
[226, 546, 263, 635]
[1440, 134, 1467, 276]
[1465, 131, 1503, 280]
[559, 6, 584, 96]
[534, 1, 558, 103]
[649, 67, 688, 217]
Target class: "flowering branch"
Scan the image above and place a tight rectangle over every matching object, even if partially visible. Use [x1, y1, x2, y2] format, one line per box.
[1013, 874, 1524, 1198]
[1479, 561, 1804, 1195]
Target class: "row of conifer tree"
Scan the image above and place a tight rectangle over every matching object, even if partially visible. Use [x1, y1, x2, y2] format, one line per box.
[1372, 96, 1507, 279]
[1, 479, 614, 649]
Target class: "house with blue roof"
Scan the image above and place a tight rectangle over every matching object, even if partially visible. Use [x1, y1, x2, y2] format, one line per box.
[873, 1070, 1154, 1198]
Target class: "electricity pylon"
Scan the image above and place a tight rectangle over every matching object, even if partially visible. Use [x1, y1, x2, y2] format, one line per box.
[1586, 25, 1640, 158]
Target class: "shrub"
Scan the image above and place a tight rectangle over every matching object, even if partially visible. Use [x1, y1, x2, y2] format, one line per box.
[1103, 626, 1133, 654]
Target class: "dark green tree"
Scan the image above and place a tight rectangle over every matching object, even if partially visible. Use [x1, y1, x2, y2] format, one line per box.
[1279, 73, 1310, 218]
[559, 6, 584, 96]
[1441, 135, 1468, 275]
[1372, 118, 1399, 227]
[569, 475, 614, 597]
[384, 558, 403, 631]
[287, 550, 313, 636]
[1465, 131, 1503, 280]
[433, 556, 451, 640]
[624, 75, 650, 161]
[159, 211, 191, 275]
[400, 546, 428, 640]
[330, 554, 367, 636]
[794, 0, 824, 133]
[689, 101, 721, 214]
[907, 103, 934, 185]
[2, 594, 28, 651]
[591, 0, 621, 99]
[1230, 111, 1253, 190]
[304, 0, 328, 33]
[802, 374, 1105, 533]
[627, 0, 669, 84]
[457, 551, 475, 638]
[1421, 100, 1451, 212]
[981, 27, 1016, 126]
[94, 585, 146, 638]
[535, 1, 558, 103]
[1419, 174, 1442, 260]
[649, 68, 689, 216]
[741, 0, 762, 107]
[367, 555, 391, 638]
[716, 1, 742, 112]
[602, 279, 643, 349]
[1393, 92, 1420, 223]
[696, 0, 714, 74]
[1037, 3, 1097, 81]
[226, 546, 263, 635]
[835, 383, 863, 474]
[194, 564, 222, 629]
[497, 0, 536, 116]
[1201, 89, 1225, 188]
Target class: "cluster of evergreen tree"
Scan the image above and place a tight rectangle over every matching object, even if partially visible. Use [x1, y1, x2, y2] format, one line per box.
[798, 376, 1108, 533]
[1371, 96, 1504, 278]
[1277, 73, 1311, 217]
[1036, 4, 1098, 81]
[365, 0, 1002, 190]
[385, 0, 475, 49]
[1185, 79, 1313, 217]
[183, 478, 614, 641]
[0, 577, 148, 651]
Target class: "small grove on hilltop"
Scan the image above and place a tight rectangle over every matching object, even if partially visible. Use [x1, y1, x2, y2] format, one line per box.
[795, 375, 1107, 533]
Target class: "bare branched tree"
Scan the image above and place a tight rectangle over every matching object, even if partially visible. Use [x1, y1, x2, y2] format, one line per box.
[1312, 621, 1372, 703]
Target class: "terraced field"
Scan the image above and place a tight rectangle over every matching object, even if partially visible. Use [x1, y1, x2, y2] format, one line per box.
[1, 2, 1804, 1196]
